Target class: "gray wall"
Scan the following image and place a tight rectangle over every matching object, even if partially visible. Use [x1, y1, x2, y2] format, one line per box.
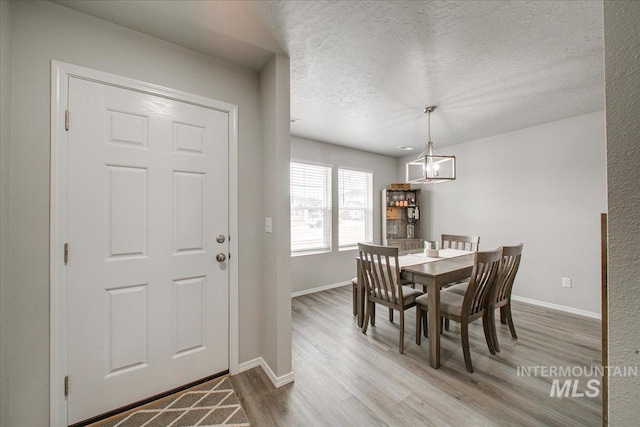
[260, 55, 292, 378]
[400, 111, 606, 315]
[2, 0, 639, 423]
[290, 136, 399, 293]
[0, 1, 13, 425]
[5, 1, 265, 424]
[604, 0, 640, 422]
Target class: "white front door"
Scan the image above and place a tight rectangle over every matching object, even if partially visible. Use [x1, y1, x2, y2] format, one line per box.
[66, 77, 229, 424]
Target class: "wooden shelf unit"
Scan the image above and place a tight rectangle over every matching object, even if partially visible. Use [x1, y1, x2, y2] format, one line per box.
[381, 187, 422, 250]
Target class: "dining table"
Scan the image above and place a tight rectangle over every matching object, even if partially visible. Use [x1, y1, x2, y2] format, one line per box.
[356, 248, 475, 369]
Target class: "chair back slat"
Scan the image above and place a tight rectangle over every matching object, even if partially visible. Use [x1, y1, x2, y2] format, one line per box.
[441, 234, 480, 251]
[463, 248, 501, 316]
[358, 243, 401, 305]
[370, 252, 389, 303]
[361, 252, 379, 302]
[493, 244, 523, 305]
[360, 258, 373, 301]
[384, 254, 397, 302]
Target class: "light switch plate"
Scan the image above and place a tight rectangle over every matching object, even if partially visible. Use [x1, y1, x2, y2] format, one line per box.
[265, 217, 273, 234]
[562, 277, 572, 288]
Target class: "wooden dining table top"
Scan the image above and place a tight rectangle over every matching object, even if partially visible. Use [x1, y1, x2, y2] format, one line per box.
[401, 252, 474, 280]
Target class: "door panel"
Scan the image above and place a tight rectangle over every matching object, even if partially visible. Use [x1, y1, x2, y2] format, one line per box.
[106, 284, 149, 377]
[173, 171, 205, 253]
[173, 276, 206, 356]
[106, 165, 148, 258]
[66, 77, 229, 424]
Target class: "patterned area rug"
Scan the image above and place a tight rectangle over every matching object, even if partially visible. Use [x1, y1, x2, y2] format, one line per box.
[92, 376, 251, 427]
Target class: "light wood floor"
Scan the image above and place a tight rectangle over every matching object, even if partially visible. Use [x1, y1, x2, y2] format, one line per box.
[231, 285, 601, 426]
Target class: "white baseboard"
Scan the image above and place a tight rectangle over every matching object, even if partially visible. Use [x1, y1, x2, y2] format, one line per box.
[291, 281, 351, 298]
[238, 357, 262, 372]
[511, 295, 601, 320]
[238, 357, 295, 388]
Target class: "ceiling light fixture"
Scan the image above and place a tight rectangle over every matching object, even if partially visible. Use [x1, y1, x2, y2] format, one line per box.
[397, 145, 415, 151]
[406, 106, 456, 184]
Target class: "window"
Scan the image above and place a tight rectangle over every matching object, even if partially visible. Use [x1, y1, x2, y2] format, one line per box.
[290, 162, 332, 255]
[338, 168, 373, 250]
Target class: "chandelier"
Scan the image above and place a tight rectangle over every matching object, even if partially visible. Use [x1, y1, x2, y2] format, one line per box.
[406, 106, 456, 184]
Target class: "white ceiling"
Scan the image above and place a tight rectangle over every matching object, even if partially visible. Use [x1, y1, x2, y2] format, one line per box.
[53, 0, 605, 158]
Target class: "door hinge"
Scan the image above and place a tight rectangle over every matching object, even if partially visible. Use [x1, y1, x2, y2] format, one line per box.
[65, 110, 70, 131]
[64, 376, 69, 397]
[64, 243, 69, 265]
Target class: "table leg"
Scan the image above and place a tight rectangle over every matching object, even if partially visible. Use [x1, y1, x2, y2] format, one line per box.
[427, 283, 441, 368]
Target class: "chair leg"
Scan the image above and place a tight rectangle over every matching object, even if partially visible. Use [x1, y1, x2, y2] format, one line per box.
[423, 310, 428, 337]
[489, 307, 501, 353]
[415, 305, 422, 345]
[362, 302, 371, 334]
[482, 313, 496, 355]
[444, 318, 450, 331]
[371, 302, 376, 326]
[399, 310, 405, 354]
[352, 283, 357, 316]
[460, 322, 474, 373]
[389, 308, 394, 322]
[500, 306, 507, 324]
[505, 303, 517, 339]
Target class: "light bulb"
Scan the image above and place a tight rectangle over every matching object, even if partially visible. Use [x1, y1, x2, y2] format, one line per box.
[424, 158, 440, 178]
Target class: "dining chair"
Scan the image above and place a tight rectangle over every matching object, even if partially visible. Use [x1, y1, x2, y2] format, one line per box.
[445, 244, 523, 352]
[441, 234, 480, 251]
[488, 244, 523, 351]
[359, 243, 424, 354]
[440, 234, 481, 308]
[415, 247, 502, 372]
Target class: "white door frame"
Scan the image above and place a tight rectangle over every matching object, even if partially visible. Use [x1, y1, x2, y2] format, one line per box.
[49, 61, 240, 426]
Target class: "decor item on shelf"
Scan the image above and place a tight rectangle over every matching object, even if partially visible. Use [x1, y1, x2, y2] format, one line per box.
[389, 183, 411, 190]
[406, 192, 416, 205]
[406, 106, 456, 184]
[407, 207, 419, 220]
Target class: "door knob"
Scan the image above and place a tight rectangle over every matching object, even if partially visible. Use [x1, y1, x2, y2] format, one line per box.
[216, 253, 226, 262]
[216, 235, 226, 243]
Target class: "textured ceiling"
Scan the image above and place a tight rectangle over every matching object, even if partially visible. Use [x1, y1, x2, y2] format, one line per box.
[52, 0, 604, 157]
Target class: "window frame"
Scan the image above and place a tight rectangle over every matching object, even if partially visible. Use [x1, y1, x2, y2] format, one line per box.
[290, 160, 333, 256]
[337, 167, 374, 251]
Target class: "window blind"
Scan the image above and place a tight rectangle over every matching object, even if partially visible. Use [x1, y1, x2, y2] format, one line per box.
[338, 168, 373, 249]
[290, 162, 332, 255]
